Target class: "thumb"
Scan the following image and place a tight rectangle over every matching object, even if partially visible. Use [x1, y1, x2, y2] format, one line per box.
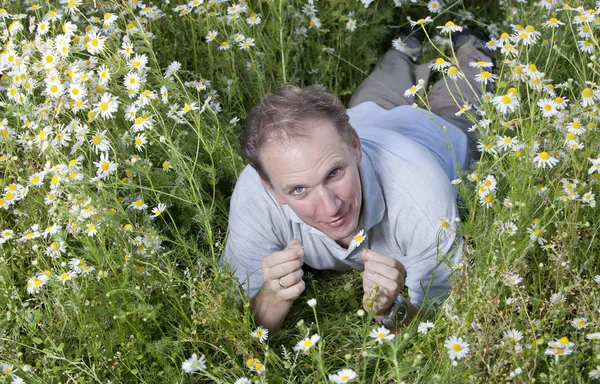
[285, 239, 303, 250]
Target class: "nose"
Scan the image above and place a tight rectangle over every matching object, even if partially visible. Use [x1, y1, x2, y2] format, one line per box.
[317, 185, 342, 217]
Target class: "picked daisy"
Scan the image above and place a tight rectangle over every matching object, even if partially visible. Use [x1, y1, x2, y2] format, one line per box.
[181, 353, 206, 373]
[293, 334, 320, 354]
[349, 229, 367, 249]
[444, 336, 470, 360]
[369, 326, 395, 344]
[251, 326, 269, 343]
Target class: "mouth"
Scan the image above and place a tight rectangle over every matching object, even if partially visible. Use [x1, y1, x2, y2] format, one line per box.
[325, 207, 350, 228]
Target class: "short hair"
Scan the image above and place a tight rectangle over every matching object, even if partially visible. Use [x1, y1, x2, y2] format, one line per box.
[241, 84, 353, 184]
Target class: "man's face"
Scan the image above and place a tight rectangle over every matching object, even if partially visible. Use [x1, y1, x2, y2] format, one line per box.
[260, 118, 363, 248]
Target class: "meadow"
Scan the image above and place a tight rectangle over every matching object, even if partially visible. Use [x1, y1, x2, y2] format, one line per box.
[0, 0, 599, 382]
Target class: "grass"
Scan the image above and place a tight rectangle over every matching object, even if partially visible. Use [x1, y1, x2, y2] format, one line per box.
[0, 0, 599, 383]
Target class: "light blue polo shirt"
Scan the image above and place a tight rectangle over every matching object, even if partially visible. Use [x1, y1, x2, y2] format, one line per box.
[223, 103, 468, 307]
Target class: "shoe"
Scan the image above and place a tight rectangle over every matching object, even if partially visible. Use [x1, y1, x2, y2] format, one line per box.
[451, 28, 492, 57]
[394, 26, 426, 61]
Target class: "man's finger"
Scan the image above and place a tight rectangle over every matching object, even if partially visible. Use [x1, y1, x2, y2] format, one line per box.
[365, 259, 405, 284]
[362, 249, 406, 277]
[364, 274, 399, 298]
[262, 247, 304, 269]
[285, 239, 303, 250]
[277, 279, 306, 301]
[278, 268, 304, 289]
[267, 258, 304, 280]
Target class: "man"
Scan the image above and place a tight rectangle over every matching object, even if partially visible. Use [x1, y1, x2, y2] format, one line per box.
[223, 29, 493, 332]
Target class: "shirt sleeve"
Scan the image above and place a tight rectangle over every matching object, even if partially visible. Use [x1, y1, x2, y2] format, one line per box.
[222, 166, 287, 299]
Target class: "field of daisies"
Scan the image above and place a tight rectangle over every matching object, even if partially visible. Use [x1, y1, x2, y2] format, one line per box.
[0, 0, 599, 382]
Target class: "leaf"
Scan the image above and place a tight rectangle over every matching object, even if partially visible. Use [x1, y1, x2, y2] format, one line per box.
[32, 337, 43, 345]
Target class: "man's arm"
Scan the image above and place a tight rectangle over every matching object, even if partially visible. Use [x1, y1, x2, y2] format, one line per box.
[251, 239, 306, 332]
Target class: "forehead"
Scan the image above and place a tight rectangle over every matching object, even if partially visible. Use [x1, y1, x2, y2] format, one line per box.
[259, 119, 349, 187]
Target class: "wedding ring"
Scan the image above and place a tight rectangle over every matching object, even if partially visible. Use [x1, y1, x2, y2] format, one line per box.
[278, 277, 286, 289]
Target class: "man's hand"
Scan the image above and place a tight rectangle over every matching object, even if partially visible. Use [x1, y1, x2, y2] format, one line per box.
[261, 239, 306, 302]
[361, 249, 406, 316]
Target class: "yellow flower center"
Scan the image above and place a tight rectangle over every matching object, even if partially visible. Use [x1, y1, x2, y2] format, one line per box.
[452, 344, 462, 352]
[582, 88, 593, 98]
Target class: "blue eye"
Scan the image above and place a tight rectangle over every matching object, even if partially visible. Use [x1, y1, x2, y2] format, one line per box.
[292, 187, 305, 195]
[330, 168, 340, 177]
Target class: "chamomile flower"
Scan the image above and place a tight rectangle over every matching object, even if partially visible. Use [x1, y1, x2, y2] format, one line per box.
[251, 326, 269, 343]
[369, 326, 395, 344]
[571, 318, 589, 329]
[129, 198, 148, 211]
[533, 151, 559, 168]
[328, 369, 357, 383]
[86, 31, 107, 55]
[293, 334, 320, 353]
[586, 332, 600, 340]
[150, 203, 166, 218]
[57, 270, 77, 284]
[417, 321, 434, 334]
[206, 30, 218, 42]
[181, 353, 206, 373]
[438, 21, 462, 34]
[26, 273, 49, 294]
[537, 98, 559, 117]
[349, 229, 366, 249]
[94, 93, 119, 119]
[474, 71, 497, 85]
[404, 83, 422, 97]
[504, 272, 522, 286]
[581, 87, 599, 107]
[346, 18, 357, 32]
[90, 130, 110, 153]
[492, 92, 520, 115]
[444, 336, 470, 360]
[542, 17, 564, 28]
[94, 153, 117, 179]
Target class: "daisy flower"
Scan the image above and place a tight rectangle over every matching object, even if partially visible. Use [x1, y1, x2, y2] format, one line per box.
[444, 336, 470, 360]
[251, 327, 269, 343]
[150, 203, 166, 218]
[533, 151, 559, 168]
[293, 334, 320, 353]
[86, 31, 107, 55]
[430, 57, 451, 71]
[417, 321, 434, 334]
[234, 378, 252, 384]
[537, 98, 559, 117]
[307, 298, 317, 307]
[581, 87, 598, 107]
[129, 198, 148, 211]
[586, 332, 600, 340]
[328, 369, 357, 383]
[570, 318, 589, 329]
[94, 93, 119, 119]
[349, 229, 366, 249]
[492, 93, 519, 115]
[181, 353, 206, 373]
[504, 272, 522, 286]
[26, 273, 49, 294]
[542, 17, 564, 28]
[438, 21, 462, 34]
[346, 18, 357, 32]
[474, 71, 497, 85]
[57, 271, 77, 285]
[369, 326, 395, 344]
[588, 158, 600, 175]
[590, 366, 600, 380]
[446, 66, 464, 80]
[93, 153, 118, 179]
[391, 37, 406, 53]
[545, 337, 574, 360]
[246, 13, 262, 26]
[404, 83, 422, 97]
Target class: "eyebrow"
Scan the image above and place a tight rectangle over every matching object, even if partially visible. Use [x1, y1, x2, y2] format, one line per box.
[283, 163, 345, 192]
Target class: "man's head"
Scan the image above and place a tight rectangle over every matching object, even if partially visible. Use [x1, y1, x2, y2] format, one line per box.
[241, 85, 363, 247]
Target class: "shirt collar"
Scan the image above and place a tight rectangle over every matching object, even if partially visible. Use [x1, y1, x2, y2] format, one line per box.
[283, 148, 386, 237]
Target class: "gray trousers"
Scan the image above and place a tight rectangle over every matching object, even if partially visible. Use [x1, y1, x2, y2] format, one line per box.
[349, 44, 493, 157]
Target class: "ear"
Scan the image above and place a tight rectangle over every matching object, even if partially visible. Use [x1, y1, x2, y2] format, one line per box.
[350, 128, 362, 165]
[260, 177, 286, 205]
